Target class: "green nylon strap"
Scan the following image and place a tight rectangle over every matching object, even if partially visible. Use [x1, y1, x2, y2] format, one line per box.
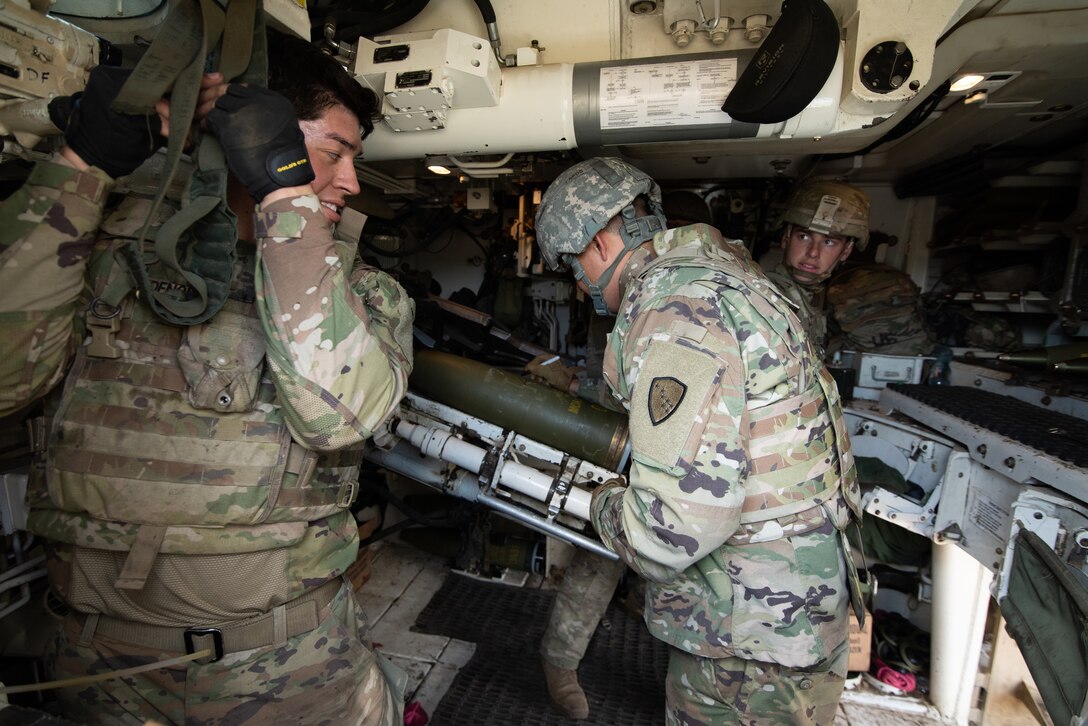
[219, 0, 257, 81]
[151, 135, 238, 317]
[161, 0, 261, 322]
[104, 0, 262, 325]
[110, 0, 205, 115]
[116, 0, 225, 322]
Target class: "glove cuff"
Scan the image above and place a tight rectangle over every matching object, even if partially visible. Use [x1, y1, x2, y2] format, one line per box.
[260, 141, 315, 198]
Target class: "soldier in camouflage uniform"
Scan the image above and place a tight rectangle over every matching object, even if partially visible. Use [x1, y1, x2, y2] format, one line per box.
[539, 543, 626, 719]
[0, 31, 411, 725]
[762, 180, 868, 354]
[534, 188, 714, 721]
[535, 158, 863, 725]
[824, 264, 934, 356]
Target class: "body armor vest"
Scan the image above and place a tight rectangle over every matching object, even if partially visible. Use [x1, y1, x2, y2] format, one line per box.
[764, 264, 829, 353]
[27, 207, 359, 590]
[632, 233, 860, 527]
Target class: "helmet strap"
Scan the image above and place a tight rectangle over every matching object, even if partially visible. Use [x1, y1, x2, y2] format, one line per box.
[570, 203, 667, 315]
[618, 203, 668, 251]
[571, 254, 623, 316]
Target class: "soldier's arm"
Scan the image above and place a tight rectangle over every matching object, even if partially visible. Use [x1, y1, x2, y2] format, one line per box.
[591, 297, 748, 582]
[254, 197, 413, 451]
[0, 159, 112, 416]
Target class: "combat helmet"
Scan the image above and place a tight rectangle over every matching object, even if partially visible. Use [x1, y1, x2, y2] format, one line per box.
[782, 180, 870, 249]
[536, 158, 667, 314]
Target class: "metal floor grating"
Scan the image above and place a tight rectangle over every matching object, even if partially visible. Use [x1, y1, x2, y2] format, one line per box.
[412, 572, 667, 725]
[887, 384, 1088, 469]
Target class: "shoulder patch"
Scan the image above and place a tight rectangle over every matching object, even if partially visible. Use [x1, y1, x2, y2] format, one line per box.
[648, 376, 687, 425]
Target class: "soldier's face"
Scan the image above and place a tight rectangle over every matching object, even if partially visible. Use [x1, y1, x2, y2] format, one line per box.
[781, 225, 853, 284]
[573, 231, 625, 313]
[298, 104, 362, 225]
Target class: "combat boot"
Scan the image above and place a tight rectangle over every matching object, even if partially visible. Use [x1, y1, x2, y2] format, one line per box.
[541, 656, 589, 720]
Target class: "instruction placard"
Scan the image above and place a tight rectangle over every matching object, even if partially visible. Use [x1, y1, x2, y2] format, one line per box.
[599, 58, 736, 129]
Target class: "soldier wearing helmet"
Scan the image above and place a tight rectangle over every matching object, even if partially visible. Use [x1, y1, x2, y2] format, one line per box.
[527, 188, 713, 403]
[763, 180, 870, 353]
[532, 157, 667, 720]
[533, 169, 714, 721]
[537, 159, 864, 724]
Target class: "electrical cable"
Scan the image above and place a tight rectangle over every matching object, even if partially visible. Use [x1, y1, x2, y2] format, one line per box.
[817, 79, 952, 163]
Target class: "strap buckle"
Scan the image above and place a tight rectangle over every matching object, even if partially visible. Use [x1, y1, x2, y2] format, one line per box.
[85, 301, 122, 359]
[184, 627, 224, 664]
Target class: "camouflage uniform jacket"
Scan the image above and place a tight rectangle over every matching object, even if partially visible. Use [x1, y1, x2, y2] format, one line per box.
[0, 160, 414, 624]
[591, 223, 860, 668]
[763, 263, 828, 355]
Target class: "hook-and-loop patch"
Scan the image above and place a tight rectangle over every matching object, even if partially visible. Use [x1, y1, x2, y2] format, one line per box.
[630, 338, 723, 469]
[648, 377, 687, 425]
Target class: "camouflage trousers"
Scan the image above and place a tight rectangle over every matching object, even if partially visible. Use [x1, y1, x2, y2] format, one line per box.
[665, 641, 848, 726]
[46, 580, 406, 725]
[540, 547, 626, 670]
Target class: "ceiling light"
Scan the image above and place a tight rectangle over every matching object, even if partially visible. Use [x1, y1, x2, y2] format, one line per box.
[950, 74, 985, 92]
[427, 163, 452, 175]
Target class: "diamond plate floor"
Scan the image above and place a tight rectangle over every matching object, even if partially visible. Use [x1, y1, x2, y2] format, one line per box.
[412, 571, 667, 725]
[362, 541, 952, 726]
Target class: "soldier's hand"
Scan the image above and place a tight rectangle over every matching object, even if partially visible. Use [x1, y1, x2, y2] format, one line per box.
[525, 354, 582, 393]
[147, 72, 226, 149]
[204, 84, 314, 201]
[49, 66, 164, 178]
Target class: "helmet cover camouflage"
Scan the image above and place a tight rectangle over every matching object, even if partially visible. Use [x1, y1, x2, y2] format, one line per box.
[535, 157, 665, 270]
[782, 180, 870, 250]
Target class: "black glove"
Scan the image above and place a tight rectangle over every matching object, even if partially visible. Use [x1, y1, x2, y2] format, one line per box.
[46, 93, 78, 133]
[205, 85, 314, 200]
[48, 66, 164, 178]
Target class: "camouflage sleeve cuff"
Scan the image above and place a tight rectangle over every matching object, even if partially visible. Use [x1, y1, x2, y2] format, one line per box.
[590, 478, 627, 539]
[253, 195, 326, 242]
[253, 210, 304, 240]
[590, 481, 659, 572]
[29, 161, 113, 207]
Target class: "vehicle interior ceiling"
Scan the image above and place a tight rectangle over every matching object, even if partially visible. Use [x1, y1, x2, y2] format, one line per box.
[321, 0, 1088, 372]
[34, 0, 1087, 374]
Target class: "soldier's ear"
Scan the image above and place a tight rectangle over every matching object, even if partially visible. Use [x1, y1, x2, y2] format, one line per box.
[589, 231, 611, 261]
[779, 226, 790, 249]
[841, 240, 855, 261]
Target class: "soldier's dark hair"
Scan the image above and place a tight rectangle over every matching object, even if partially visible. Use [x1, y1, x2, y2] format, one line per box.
[267, 29, 381, 139]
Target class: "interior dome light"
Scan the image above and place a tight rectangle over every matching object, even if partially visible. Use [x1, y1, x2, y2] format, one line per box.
[951, 74, 985, 92]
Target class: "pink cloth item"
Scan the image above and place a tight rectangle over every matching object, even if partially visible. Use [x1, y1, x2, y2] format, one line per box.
[404, 701, 429, 725]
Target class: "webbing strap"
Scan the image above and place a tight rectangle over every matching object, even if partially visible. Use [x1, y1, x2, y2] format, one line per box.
[118, 0, 226, 323]
[108, 0, 262, 326]
[114, 524, 168, 590]
[145, 135, 236, 321]
[111, 0, 205, 115]
[219, 0, 257, 80]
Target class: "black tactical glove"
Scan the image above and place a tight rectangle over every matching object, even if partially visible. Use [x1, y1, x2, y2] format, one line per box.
[204, 84, 314, 200]
[48, 65, 164, 178]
